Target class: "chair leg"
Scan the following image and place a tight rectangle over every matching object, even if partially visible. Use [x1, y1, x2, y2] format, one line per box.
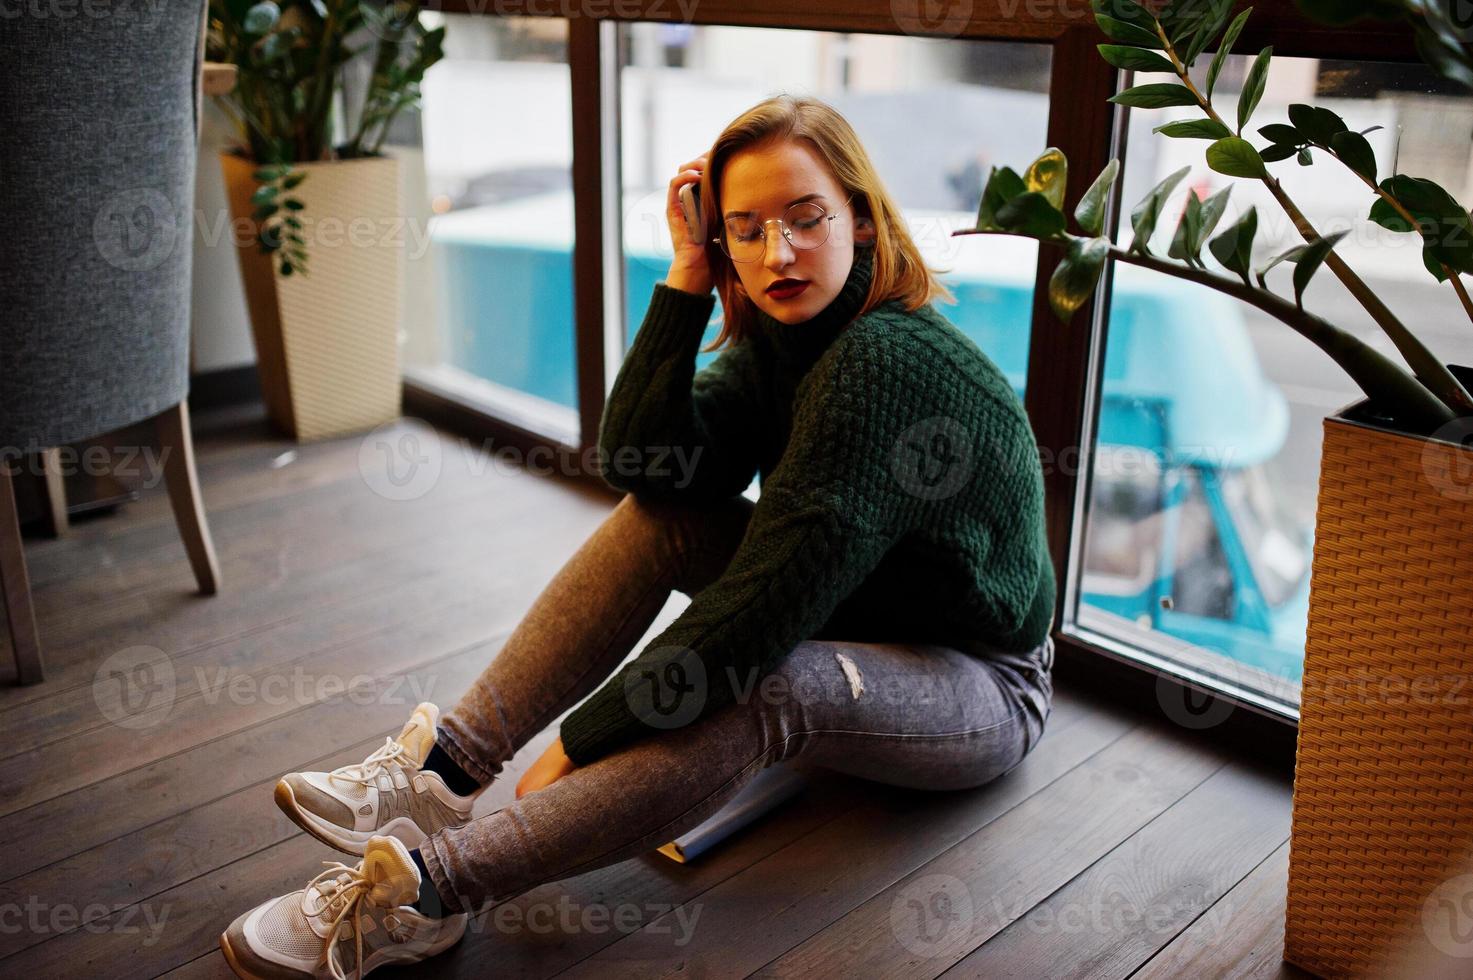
[0, 461, 44, 684]
[38, 447, 69, 537]
[155, 401, 221, 595]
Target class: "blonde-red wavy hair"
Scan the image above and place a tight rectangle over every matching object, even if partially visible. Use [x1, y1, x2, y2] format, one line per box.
[696, 93, 956, 354]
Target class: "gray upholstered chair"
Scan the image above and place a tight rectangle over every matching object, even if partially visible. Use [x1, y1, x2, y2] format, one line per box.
[0, 3, 222, 684]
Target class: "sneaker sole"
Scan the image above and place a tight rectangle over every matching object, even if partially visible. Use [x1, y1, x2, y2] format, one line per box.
[274, 778, 430, 857]
[220, 915, 469, 980]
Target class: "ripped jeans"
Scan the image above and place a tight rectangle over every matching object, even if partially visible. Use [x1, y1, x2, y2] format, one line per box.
[425, 491, 1055, 915]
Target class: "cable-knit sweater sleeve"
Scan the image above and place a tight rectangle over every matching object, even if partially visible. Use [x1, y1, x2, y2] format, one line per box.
[561, 337, 907, 765]
[596, 282, 763, 502]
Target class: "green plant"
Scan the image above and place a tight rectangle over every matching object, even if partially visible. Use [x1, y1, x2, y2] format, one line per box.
[956, 0, 1473, 435]
[250, 162, 309, 276]
[207, 0, 446, 275]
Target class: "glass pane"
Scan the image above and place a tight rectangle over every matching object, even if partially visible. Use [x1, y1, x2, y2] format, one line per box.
[1075, 54, 1472, 712]
[616, 26, 1052, 498]
[403, 15, 577, 443]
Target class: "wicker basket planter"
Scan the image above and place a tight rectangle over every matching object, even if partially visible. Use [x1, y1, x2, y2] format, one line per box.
[1285, 364, 1473, 978]
[220, 151, 402, 442]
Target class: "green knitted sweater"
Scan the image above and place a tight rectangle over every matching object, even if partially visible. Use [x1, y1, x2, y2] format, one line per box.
[559, 246, 1056, 766]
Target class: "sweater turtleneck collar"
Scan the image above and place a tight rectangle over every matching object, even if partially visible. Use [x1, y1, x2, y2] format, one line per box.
[751, 245, 875, 370]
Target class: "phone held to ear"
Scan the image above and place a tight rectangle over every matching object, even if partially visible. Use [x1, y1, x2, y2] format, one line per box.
[678, 181, 702, 245]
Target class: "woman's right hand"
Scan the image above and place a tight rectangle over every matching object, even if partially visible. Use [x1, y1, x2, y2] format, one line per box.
[665, 154, 714, 296]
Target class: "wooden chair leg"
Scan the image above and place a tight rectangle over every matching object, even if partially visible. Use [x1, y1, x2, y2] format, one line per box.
[155, 401, 221, 595]
[0, 461, 44, 684]
[38, 447, 68, 537]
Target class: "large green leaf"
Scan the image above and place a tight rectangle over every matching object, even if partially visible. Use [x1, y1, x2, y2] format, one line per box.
[1075, 159, 1121, 238]
[1206, 137, 1268, 178]
[975, 166, 1028, 231]
[1255, 243, 1308, 289]
[1024, 148, 1069, 212]
[1367, 196, 1415, 233]
[1330, 130, 1377, 183]
[1165, 184, 1231, 266]
[1194, 185, 1234, 252]
[1129, 165, 1191, 255]
[995, 192, 1069, 238]
[1208, 205, 1258, 285]
[1049, 236, 1111, 322]
[1095, 14, 1165, 48]
[1159, 0, 1226, 43]
[1375, 173, 1473, 275]
[1155, 119, 1233, 141]
[1286, 103, 1348, 145]
[1176, 0, 1235, 67]
[1291, 229, 1350, 307]
[1098, 45, 1178, 73]
[1168, 189, 1205, 264]
[1206, 7, 1252, 100]
[1257, 123, 1301, 146]
[1260, 144, 1299, 163]
[1110, 84, 1199, 109]
[1237, 46, 1273, 132]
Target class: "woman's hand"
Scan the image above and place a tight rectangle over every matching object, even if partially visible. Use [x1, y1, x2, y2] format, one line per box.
[515, 736, 577, 799]
[665, 154, 714, 296]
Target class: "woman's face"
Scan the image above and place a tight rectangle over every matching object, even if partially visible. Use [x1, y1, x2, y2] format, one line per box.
[718, 138, 858, 326]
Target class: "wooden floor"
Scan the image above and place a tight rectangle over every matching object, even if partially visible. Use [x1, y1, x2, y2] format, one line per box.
[0, 404, 1314, 979]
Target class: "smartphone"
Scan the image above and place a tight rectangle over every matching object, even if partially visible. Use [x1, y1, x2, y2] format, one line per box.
[678, 181, 702, 245]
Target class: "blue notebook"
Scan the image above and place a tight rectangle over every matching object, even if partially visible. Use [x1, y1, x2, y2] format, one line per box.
[656, 764, 809, 863]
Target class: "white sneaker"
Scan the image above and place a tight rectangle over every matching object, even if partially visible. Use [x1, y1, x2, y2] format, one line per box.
[219, 834, 466, 980]
[275, 703, 475, 856]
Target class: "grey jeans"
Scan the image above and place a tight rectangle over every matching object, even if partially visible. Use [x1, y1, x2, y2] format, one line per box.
[424, 491, 1054, 916]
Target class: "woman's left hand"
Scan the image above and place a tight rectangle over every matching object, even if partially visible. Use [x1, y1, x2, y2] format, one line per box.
[515, 737, 577, 799]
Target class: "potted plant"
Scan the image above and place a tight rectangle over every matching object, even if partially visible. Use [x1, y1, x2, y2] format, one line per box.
[208, 0, 445, 441]
[952, 3, 1473, 977]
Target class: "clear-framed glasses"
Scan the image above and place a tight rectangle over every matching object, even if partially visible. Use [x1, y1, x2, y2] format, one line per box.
[714, 194, 854, 263]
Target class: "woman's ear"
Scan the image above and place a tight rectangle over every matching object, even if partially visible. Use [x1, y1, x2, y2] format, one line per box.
[853, 208, 877, 246]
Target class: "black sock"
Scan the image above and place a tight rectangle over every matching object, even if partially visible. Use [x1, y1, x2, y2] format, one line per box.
[409, 848, 448, 918]
[422, 737, 480, 797]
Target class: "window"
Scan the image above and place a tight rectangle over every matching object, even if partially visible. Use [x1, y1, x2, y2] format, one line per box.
[1073, 53, 1467, 709]
[404, 15, 579, 445]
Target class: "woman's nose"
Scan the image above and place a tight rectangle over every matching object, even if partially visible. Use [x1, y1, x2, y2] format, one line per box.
[762, 222, 796, 270]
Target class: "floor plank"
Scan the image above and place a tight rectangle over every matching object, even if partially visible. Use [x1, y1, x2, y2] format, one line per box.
[945, 754, 1292, 978]
[748, 722, 1236, 978]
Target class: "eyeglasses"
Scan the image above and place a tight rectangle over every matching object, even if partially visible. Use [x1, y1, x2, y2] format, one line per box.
[713, 194, 854, 263]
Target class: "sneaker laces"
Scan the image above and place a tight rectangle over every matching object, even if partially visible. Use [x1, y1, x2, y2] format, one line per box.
[330, 737, 416, 787]
[301, 858, 405, 980]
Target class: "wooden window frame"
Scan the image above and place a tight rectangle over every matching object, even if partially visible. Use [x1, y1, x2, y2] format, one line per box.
[407, 1, 1422, 766]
